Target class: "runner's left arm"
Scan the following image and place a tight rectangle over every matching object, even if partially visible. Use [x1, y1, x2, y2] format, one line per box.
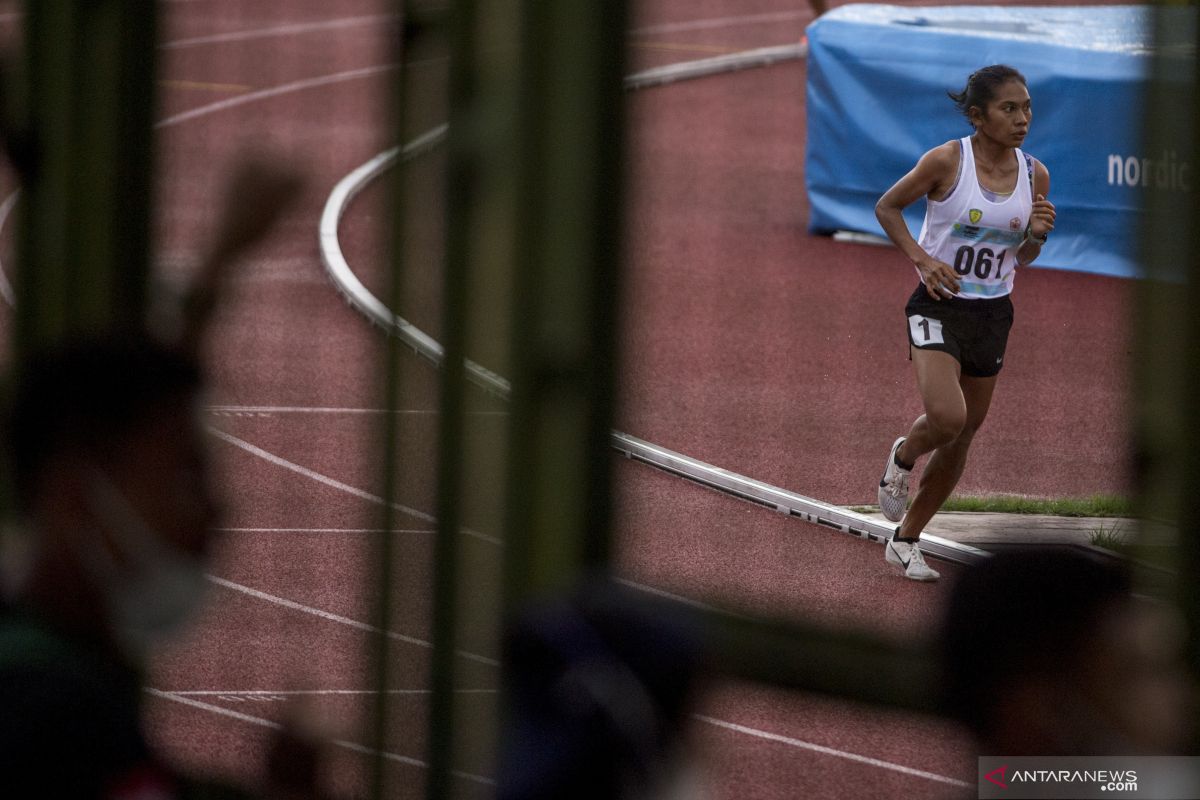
[1017, 159, 1054, 265]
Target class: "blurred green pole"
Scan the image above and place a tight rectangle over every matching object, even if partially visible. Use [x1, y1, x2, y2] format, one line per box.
[1163, 6, 1200, 749]
[496, 0, 629, 782]
[501, 0, 629, 609]
[372, 1, 437, 797]
[425, 0, 475, 797]
[16, 0, 156, 354]
[1137, 2, 1200, 748]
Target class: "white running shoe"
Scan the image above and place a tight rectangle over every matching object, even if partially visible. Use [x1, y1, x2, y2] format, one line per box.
[878, 436, 911, 522]
[885, 538, 940, 582]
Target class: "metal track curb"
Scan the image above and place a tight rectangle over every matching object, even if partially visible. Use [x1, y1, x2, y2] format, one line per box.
[317, 45, 988, 567]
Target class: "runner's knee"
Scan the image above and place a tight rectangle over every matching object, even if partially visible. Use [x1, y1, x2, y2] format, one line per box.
[927, 406, 967, 447]
[956, 418, 984, 445]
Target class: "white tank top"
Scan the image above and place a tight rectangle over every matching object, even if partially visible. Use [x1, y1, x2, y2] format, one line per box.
[917, 137, 1033, 300]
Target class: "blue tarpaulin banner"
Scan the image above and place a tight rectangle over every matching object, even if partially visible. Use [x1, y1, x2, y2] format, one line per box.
[804, 4, 1182, 279]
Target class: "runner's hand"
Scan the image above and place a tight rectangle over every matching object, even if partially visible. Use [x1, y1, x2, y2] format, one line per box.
[916, 257, 959, 301]
[208, 158, 304, 264]
[1029, 193, 1055, 239]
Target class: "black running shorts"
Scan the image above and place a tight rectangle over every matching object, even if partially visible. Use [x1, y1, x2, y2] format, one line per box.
[904, 283, 1014, 378]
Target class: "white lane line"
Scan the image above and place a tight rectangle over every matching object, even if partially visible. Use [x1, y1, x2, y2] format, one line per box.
[162, 14, 397, 50]
[208, 427, 503, 546]
[207, 567, 962, 785]
[694, 716, 972, 788]
[206, 574, 500, 668]
[207, 569, 965, 787]
[207, 405, 506, 416]
[162, 11, 792, 52]
[631, 10, 808, 36]
[209, 427, 428, 517]
[0, 10, 813, 34]
[217, 527, 434, 534]
[612, 577, 741, 617]
[156, 63, 397, 128]
[166, 688, 497, 697]
[147, 689, 496, 787]
[0, 62, 420, 310]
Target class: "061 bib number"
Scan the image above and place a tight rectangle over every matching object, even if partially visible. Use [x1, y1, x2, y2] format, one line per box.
[953, 245, 1007, 280]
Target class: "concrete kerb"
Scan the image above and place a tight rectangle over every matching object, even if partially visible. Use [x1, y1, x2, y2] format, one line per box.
[858, 510, 1138, 549]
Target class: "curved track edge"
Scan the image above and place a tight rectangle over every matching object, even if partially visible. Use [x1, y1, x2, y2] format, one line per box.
[316, 47, 987, 567]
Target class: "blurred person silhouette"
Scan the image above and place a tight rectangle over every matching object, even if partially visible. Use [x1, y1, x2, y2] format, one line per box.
[497, 579, 709, 800]
[940, 547, 1193, 757]
[0, 159, 322, 799]
[0, 334, 225, 798]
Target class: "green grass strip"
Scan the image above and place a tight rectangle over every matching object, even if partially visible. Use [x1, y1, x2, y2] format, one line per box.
[937, 493, 1133, 517]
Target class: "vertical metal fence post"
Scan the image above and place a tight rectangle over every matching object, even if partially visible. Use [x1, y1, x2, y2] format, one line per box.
[425, 1, 475, 797]
[1137, 2, 1200, 749]
[16, 0, 156, 354]
[501, 0, 629, 611]
[1163, 11, 1200, 747]
[371, 2, 421, 797]
[370, 196, 402, 800]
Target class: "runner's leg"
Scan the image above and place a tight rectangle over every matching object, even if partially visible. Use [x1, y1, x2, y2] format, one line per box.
[899, 371, 998, 538]
[896, 347, 966, 467]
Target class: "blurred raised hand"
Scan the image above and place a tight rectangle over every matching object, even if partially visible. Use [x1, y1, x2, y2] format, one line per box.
[176, 156, 304, 354]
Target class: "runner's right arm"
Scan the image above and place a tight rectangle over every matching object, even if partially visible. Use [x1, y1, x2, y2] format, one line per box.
[875, 142, 961, 300]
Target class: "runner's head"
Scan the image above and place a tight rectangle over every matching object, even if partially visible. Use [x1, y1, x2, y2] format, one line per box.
[948, 65, 1028, 128]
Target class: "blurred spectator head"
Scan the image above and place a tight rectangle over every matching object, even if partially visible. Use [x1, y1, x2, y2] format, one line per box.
[498, 579, 707, 800]
[941, 547, 1192, 755]
[2, 333, 219, 659]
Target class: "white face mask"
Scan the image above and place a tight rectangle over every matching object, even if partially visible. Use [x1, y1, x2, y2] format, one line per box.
[77, 469, 210, 659]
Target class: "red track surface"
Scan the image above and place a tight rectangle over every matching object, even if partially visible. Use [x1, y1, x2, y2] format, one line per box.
[1, 0, 1135, 797]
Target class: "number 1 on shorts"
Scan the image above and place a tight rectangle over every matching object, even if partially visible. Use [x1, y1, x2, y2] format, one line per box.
[908, 314, 944, 346]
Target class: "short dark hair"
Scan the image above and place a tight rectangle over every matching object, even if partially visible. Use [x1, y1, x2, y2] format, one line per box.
[2, 334, 204, 514]
[948, 65, 1027, 121]
[939, 548, 1132, 735]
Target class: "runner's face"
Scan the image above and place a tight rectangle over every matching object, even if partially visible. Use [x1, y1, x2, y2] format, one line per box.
[972, 80, 1031, 147]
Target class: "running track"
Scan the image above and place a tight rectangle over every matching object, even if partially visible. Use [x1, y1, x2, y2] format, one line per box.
[0, 1, 1132, 797]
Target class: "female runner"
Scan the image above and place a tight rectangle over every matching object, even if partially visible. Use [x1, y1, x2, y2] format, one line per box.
[874, 65, 1056, 581]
